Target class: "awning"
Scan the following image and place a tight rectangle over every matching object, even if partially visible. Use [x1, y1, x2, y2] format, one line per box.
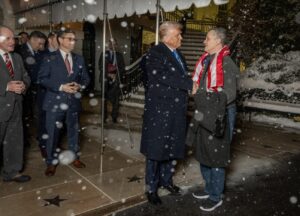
[15, 0, 228, 27]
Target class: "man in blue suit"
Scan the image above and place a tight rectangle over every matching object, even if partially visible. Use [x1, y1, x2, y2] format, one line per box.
[140, 21, 198, 205]
[38, 29, 90, 176]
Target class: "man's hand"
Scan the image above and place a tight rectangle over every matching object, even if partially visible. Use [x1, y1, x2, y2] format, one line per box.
[192, 81, 199, 95]
[61, 82, 81, 94]
[7, 81, 26, 94]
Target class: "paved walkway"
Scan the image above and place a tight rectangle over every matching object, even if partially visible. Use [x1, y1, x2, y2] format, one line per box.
[1, 97, 299, 216]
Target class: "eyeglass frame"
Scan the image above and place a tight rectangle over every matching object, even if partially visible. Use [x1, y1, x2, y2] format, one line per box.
[61, 37, 78, 42]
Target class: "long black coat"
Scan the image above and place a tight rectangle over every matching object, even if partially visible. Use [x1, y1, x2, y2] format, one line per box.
[192, 56, 239, 167]
[140, 43, 193, 161]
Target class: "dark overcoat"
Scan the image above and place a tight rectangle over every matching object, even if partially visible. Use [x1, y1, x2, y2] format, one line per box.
[192, 55, 239, 167]
[140, 43, 193, 161]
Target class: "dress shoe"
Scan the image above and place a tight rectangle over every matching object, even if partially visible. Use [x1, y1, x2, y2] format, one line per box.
[163, 184, 181, 195]
[72, 159, 86, 168]
[146, 192, 162, 205]
[3, 174, 31, 183]
[45, 165, 56, 176]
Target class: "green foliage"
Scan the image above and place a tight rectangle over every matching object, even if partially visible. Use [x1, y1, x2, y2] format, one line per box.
[229, 0, 300, 66]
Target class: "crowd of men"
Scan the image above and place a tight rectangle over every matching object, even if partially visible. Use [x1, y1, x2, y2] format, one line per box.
[0, 25, 90, 182]
[0, 20, 238, 213]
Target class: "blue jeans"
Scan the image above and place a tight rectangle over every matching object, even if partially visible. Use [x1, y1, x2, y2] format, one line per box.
[200, 164, 225, 202]
[227, 104, 236, 142]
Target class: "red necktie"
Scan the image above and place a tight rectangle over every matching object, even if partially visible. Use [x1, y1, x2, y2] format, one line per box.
[4, 53, 14, 78]
[65, 54, 72, 75]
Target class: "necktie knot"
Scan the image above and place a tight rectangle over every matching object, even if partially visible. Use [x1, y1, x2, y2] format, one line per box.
[4, 52, 9, 60]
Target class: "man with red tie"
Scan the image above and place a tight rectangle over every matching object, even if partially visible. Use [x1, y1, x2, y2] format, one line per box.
[38, 29, 90, 176]
[0, 25, 31, 183]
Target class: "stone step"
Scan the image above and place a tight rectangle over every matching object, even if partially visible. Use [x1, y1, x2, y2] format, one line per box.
[179, 46, 204, 51]
[181, 42, 204, 47]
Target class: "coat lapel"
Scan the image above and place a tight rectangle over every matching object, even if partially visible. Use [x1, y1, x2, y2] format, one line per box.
[160, 43, 186, 74]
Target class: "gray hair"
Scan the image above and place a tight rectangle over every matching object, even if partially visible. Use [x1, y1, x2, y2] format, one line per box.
[159, 21, 182, 41]
[210, 27, 227, 45]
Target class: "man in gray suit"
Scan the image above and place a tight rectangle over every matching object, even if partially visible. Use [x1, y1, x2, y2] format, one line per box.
[0, 25, 31, 183]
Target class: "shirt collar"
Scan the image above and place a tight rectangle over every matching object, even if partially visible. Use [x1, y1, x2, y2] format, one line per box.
[59, 49, 71, 59]
[0, 49, 11, 59]
[26, 42, 35, 55]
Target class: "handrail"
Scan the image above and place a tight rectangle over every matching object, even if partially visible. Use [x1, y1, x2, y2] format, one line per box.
[228, 32, 240, 65]
[120, 57, 143, 100]
[125, 56, 142, 71]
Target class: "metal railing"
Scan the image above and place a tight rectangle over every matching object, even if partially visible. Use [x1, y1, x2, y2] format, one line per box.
[120, 57, 143, 100]
[228, 32, 240, 65]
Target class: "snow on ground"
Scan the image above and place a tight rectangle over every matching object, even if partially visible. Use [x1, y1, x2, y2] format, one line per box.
[239, 51, 300, 94]
[238, 51, 300, 128]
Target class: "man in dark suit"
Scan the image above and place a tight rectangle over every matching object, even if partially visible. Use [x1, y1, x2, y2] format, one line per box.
[38, 29, 90, 176]
[36, 32, 59, 159]
[0, 25, 31, 183]
[17, 31, 46, 117]
[140, 21, 198, 205]
[17, 31, 46, 152]
[98, 39, 125, 123]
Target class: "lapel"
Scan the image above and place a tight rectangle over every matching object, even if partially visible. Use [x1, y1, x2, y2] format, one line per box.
[0, 53, 13, 80]
[56, 50, 76, 77]
[160, 43, 186, 74]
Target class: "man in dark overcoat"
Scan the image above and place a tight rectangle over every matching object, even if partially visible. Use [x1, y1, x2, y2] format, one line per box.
[191, 27, 239, 212]
[140, 21, 198, 205]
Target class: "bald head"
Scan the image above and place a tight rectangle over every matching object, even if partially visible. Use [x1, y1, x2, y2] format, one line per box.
[0, 25, 15, 52]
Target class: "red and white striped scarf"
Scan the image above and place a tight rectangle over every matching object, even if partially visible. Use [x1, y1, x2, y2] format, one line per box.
[192, 45, 230, 91]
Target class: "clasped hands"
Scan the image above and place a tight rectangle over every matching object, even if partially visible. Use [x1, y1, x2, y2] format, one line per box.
[61, 82, 81, 94]
[7, 81, 26, 94]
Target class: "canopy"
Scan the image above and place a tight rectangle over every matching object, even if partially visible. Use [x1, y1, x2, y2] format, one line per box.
[14, 0, 228, 27]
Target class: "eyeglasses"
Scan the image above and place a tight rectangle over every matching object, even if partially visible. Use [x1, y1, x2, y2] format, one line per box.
[62, 37, 77, 42]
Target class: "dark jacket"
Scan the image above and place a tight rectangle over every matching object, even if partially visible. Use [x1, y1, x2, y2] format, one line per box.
[38, 50, 90, 112]
[16, 43, 43, 84]
[0, 52, 31, 122]
[98, 50, 125, 99]
[193, 55, 239, 167]
[140, 43, 193, 161]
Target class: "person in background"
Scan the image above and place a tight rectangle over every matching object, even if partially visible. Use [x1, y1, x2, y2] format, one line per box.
[36, 31, 59, 158]
[98, 38, 125, 123]
[38, 29, 90, 177]
[140, 21, 198, 205]
[17, 30, 46, 149]
[0, 25, 31, 183]
[191, 27, 238, 212]
[14, 32, 29, 55]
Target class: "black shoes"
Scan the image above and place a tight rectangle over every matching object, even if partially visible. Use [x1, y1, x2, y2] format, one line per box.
[3, 174, 31, 183]
[146, 192, 162, 205]
[163, 184, 181, 195]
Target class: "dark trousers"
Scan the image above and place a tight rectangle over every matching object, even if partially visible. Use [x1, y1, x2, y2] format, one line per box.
[104, 83, 120, 120]
[145, 159, 175, 193]
[36, 87, 47, 149]
[45, 110, 80, 166]
[0, 102, 24, 179]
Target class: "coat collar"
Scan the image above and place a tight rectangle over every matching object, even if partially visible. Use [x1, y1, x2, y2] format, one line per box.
[159, 42, 186, 74]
